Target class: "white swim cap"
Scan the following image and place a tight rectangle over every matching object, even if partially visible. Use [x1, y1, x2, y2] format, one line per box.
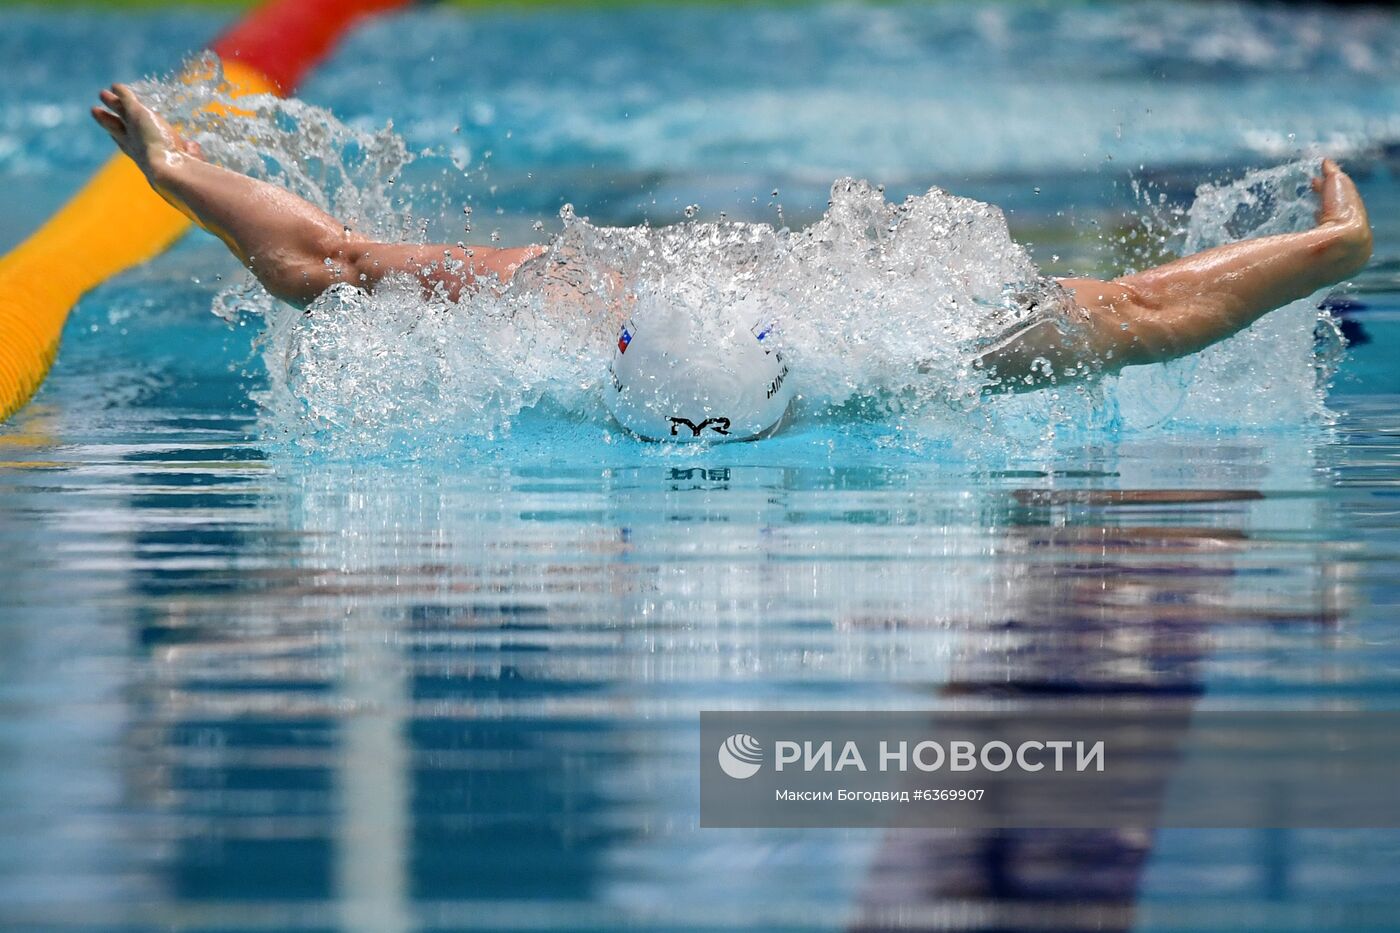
[605, 308, 793, 442]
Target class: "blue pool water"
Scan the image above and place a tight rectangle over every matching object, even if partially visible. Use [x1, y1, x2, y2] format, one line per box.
[3, 2, 1400, 931]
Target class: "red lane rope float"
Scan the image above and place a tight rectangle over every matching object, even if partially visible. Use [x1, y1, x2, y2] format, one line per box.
[214, 0, 414, 93]
[0, 0, 415, 423]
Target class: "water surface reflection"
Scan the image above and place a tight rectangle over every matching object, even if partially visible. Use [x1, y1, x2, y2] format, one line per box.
[17, 436, 1343, 930]
[6, 415, 1399, 929]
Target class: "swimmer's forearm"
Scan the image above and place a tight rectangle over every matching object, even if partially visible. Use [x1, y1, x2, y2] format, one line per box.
[148, 151, 358, 305]
[985, 223, 1368, 389]
[982, 228, 1369, 389]
[148, 153, 542, 305]
[1082, 159, 1372, 369]
[1092, 220, 1373, 363]
[983, 162, 1372, 391]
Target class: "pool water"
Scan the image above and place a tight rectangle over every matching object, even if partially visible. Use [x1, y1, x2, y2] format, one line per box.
[3, 2, 1400, 931]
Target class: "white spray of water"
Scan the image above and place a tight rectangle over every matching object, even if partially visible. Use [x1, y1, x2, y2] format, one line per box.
[1111, 162, 1342, 431]
[139, 56, 1336, 454]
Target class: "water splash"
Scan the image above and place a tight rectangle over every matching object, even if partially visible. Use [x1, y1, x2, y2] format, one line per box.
[135, 53, 417, 322]
[1111, 161, 1338, 431]
[140, 56, 1335, 456]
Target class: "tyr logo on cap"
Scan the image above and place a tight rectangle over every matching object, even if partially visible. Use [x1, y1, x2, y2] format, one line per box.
[669, 416, 731, 437]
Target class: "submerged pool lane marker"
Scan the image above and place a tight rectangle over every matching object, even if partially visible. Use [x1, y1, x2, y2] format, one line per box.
[0, 0, 416, 423]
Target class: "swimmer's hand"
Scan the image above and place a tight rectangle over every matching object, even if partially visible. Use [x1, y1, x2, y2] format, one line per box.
[91, 83, 203, 177]
[1313, 158, 1373, 274]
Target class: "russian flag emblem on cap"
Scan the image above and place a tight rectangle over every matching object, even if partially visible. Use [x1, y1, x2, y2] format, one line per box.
[618, 326, 633, 354]
[751, 321, 777, 352]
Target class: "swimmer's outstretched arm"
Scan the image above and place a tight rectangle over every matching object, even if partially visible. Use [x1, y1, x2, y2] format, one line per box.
[92, 84, 542, 307]
[980, 159, 1373, 390]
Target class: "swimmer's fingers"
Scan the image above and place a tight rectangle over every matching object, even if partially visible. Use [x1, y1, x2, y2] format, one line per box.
[103, 82, 204, 162]
[1333, 167, 1363, 212]
[91, 105, 140, 165]
[112, 84, 161, 138]
[1310, 158, 1373, 267]
[94, 86, 133, 143]
[91, 105, 125, 139]
[1311, 159, 1339, 211]
[111, 83, 140, 113]
[1316, 159, 1367, 229]
[1311, 158, 1341, 197]
[93, 86, 161, 171]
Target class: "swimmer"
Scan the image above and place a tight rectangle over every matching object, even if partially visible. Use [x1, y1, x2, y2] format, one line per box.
[92, 83, 1373, 439]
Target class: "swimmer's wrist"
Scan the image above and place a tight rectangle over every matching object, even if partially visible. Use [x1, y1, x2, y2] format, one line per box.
[143, 146, 189, 184]
[1315, 217, 1373, 277]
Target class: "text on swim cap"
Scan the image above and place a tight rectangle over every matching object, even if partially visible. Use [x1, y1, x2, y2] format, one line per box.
[766, 362, 790, 401]
[669, 417, 732, 437]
